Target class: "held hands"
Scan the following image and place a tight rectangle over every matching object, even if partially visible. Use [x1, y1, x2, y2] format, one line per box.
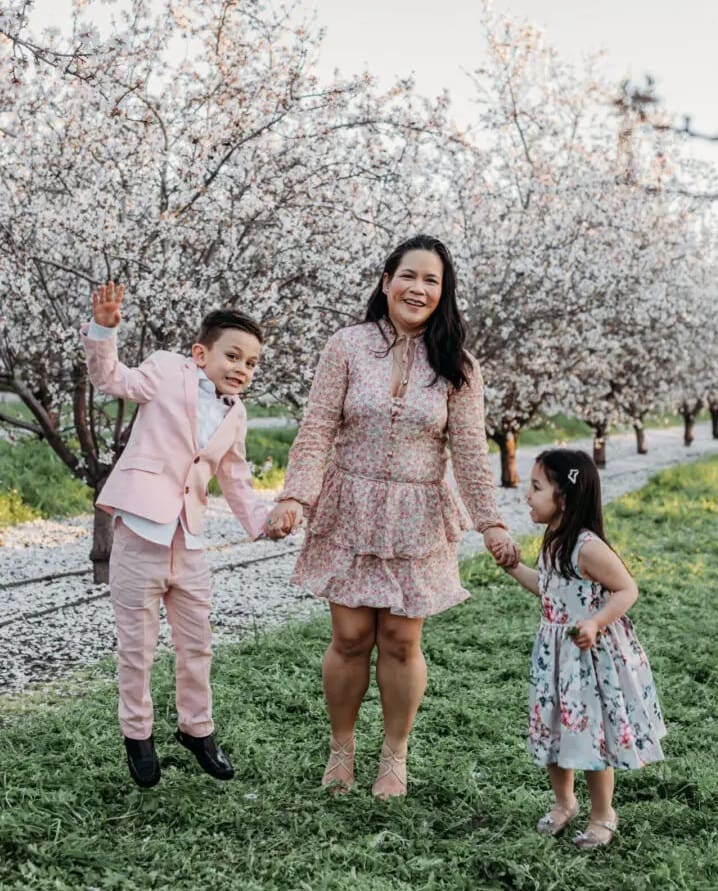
[483, 527, 520, 568]
[92, 281, 124, 328]
[263, 499, 303, 539]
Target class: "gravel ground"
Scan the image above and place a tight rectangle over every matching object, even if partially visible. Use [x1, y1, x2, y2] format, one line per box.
[1, 422, 716, 697]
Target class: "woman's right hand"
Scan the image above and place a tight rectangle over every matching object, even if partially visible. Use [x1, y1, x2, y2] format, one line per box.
[265, 499, 303, 537]
[92, 281, 124, 327]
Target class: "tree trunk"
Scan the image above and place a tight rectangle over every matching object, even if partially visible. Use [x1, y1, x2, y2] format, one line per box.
[492, 431, 520, 488]
[592, 423, 607, 468]
[90, 502, 113, 584]
[633, 421, 647, 454]
[680, 401, 699, 447]
[710, 400, 718, 439]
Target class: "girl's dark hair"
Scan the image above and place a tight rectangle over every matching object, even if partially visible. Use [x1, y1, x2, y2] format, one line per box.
[364, 234, 471, 389]
[198, 308, 264, 348]
[536, 448, 609, 579]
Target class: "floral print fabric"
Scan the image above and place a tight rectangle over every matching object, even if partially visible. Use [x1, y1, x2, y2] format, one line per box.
[528, 530, 666, 770]
[280, 320, 505, 617]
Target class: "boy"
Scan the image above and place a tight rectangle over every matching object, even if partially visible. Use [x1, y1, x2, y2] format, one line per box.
[82, 282, 290, 788]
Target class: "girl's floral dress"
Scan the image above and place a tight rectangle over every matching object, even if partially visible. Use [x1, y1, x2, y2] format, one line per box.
[529, 530, 666, 770]
[279, 320, 506, 618]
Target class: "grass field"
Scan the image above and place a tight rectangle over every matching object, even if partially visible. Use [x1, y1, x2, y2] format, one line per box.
[1, 457, 716, 889]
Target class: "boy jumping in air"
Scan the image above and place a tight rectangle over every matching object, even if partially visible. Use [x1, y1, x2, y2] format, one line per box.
[82, 283, 292, 788]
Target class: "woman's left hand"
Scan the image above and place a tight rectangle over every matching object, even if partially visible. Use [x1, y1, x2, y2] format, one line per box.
[483, 527, 519, 568]
[571, 618, 600, 650]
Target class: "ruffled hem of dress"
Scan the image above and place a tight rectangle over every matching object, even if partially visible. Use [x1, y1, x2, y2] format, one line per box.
[290, 537, 470, 618]
[530, 740, 667, 771]
[306, 463, 472, 559]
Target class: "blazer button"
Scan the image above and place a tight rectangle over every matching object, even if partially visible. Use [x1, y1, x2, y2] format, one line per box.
[184, 486, 190, 494]
[193, 456, 200, 464]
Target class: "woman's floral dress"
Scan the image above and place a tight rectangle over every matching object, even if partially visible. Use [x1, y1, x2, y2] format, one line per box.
[529, 530, 666, 770]
[279, 320, 506, 618]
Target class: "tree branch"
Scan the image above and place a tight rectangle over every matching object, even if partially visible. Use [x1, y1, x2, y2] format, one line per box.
[0, 411, 42, 436]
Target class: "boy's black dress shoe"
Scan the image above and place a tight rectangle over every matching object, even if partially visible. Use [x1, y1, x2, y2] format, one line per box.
[124, 735, 161, 788]
[174, 729, 235, 780]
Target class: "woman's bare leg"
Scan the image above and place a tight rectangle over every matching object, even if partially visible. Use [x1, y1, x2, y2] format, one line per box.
[373, 610, 426, 797]
[321, 604, 377, 787]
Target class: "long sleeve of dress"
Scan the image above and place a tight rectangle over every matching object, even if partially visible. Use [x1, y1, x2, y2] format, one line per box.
[280, 331, 349, 510]
[447, 357, 506, 533]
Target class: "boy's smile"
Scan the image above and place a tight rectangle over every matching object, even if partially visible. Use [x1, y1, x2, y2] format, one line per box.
[191, 329, 261, 396]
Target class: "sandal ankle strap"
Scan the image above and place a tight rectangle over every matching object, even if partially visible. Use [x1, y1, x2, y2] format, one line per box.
[328, 736, 355, 756]
[585, 818, 618, 832]
[375, 743, 407, 782]
[323, 736, 356, 790]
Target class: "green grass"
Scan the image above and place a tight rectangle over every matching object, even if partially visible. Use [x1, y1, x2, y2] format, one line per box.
[514, 413, 593, 447]
[0, 488, 39, 528]
[244, 401, 296, 420]
[245, 428, 296, 472]
[0, 439, 93, 525]
[1, 456, 717, 889]
[500, 410, 710, 451]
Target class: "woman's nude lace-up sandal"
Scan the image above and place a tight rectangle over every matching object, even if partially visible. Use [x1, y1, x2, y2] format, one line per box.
[536, 800, 580, 835]
[321, 736, 355, 794]
[371, 742, 407, 800]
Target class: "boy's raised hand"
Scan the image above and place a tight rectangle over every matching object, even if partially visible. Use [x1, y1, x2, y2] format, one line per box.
[92, 281, 124, 328]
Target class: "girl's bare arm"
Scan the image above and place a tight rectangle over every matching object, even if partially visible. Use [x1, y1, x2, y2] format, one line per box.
[503, 562, 540, 596]
[578, 539, 638, 629]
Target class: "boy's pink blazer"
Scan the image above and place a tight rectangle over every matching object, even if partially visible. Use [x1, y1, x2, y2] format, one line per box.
[80, 325, 269, 539]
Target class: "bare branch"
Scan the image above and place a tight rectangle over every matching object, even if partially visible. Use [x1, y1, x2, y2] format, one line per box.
[0, 411, 42, 436]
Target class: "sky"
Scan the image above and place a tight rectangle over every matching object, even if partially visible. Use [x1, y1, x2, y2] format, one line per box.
[27, 0, 718, 152]
[311, 0, 716, 138]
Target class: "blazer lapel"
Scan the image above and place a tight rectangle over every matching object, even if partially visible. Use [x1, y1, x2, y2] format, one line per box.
[201, 398, 243, 456]
[183, 361, 199, 449]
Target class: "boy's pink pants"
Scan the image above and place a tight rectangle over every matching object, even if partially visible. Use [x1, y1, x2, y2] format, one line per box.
[109, 520, 214, 740]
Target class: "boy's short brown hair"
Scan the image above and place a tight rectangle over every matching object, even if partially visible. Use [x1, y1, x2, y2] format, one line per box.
[197, 308, 264, 348]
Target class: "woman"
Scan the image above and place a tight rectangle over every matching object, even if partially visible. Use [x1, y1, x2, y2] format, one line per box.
[268, 235, 518, 798]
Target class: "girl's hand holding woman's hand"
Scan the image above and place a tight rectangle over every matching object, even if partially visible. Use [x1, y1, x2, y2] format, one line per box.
[483, 527, 520, 568]
[92, 282, 124, 327]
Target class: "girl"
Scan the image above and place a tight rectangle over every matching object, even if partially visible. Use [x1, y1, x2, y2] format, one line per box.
[504, 448, 665, 849]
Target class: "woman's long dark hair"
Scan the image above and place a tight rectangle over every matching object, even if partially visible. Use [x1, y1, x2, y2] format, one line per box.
[537, 449, 610, 579]
[364, 234, 471, 389]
